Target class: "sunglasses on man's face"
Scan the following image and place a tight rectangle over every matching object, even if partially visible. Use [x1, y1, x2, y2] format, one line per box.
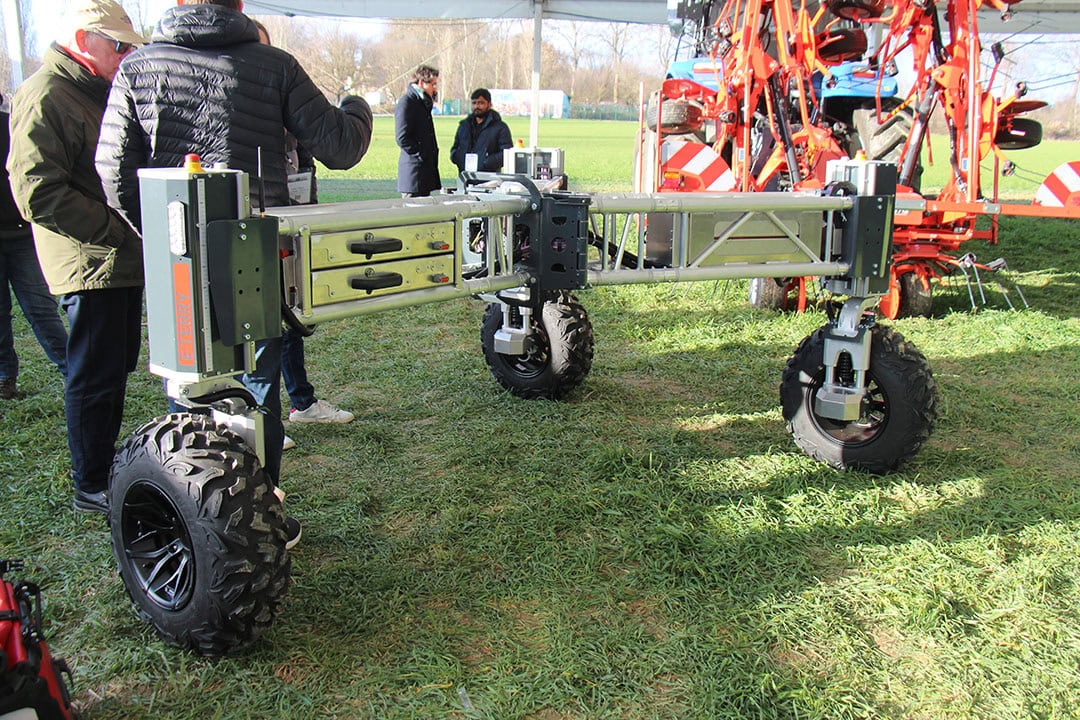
[95, 32, 132, 55]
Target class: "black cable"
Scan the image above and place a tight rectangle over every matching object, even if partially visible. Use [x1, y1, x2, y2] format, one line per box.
[186, 387, 260, 408]
[281, 299, 315, 337]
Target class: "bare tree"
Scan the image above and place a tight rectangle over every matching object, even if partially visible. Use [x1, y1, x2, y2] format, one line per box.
[267, 19, 366, 103]
[600, 22, 632, 103]
[120, 0, 158, 37]
[548, 21, 595, 100]
[641, 23, 676, 76]
[229, 14, 670, 112]
[445, 19, 490, 102]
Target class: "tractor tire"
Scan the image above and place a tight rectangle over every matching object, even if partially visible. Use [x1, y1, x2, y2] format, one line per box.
[481, 292, 594, 400]
[826, 0, 887, 20]
[897, 272, 933, 318]
[995, 117, 1042, 150]
[646, 92, 703, 135]
[780, 325, 938, 474]
[816, 27, 868, 65]
[109, 413, 290, 656]
[748, 277, 791, 311]
[853, 99, 922, 190]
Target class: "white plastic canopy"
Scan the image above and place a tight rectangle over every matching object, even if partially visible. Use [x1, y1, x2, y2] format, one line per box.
[245, 0, 667, 23]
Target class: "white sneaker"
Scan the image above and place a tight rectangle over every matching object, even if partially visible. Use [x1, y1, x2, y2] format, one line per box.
[282, 435, 296, 451]
[283, 516, 302, 550]
[289, 399, 354, 424]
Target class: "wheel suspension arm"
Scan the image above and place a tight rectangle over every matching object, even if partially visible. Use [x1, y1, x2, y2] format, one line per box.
[816, 297, 876, 421]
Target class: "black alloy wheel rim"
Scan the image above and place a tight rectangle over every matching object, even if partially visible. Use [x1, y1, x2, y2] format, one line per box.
[121, 481, 196, 610]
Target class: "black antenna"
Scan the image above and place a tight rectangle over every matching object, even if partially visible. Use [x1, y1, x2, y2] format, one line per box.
[257, 146, 266, 216]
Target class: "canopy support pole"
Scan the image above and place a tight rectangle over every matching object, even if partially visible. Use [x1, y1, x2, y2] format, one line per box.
[2, 0, 25, 89]
[530, 0, 542, 147]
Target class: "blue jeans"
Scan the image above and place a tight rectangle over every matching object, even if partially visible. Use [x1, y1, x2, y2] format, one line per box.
[242, 336, 284, 485]
[0, 229, 67, 380]
[280, 327, 315, 412]
[164, 336, 284, 485]
[61, 286, 142, 494]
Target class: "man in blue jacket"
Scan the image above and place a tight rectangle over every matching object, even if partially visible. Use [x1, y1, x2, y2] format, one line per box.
[450, 88, 513, 175]
[395, 65, 441, 197]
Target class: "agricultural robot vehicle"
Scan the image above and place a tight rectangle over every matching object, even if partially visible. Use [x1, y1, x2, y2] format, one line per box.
[639, 0, 1076, 317]
[102, 156, 939, 654]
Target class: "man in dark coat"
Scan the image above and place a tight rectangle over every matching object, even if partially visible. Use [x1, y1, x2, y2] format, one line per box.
[0, 91, 68, 400]
[96, 0, 373, 547]
[450, 88, 513, 175]
[395, 65, 441, 197]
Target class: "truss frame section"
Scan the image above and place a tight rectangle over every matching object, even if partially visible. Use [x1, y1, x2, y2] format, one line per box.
[585, 191, 853, 287]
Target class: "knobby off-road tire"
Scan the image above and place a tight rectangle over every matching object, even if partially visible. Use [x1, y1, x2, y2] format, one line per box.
[748, 277, 791, 311]
[853, 99, 922, 190]
[108, 413, 290, 655]
[780, 325, 938, 474]
[481, 292, 595, 400]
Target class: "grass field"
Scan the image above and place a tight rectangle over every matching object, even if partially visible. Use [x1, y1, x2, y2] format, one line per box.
[318, 116, 1080, 200]
[318, 117, 643, 201]
[1, 118, 1080, 719]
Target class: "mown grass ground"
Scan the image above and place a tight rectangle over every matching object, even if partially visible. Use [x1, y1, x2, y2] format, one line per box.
[1, 119, 1079, 719]
[318, 116, 1080, 200]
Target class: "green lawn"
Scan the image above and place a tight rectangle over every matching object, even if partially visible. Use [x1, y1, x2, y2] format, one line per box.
[319, 117, 641, 201]
[2, 120, 1080, 719]
[320, 116, 1080, 200]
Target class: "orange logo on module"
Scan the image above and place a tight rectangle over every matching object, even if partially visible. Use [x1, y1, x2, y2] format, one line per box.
[173, 262, 196, 368]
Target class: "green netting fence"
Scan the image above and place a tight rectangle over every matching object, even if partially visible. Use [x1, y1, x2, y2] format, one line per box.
[569, 104, 640, 121]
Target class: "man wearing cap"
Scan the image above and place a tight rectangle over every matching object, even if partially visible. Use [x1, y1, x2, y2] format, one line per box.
[7, 0, 146, 515]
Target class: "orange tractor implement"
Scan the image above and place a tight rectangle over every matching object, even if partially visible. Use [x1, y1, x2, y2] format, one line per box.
[643, 0, 1064, 318]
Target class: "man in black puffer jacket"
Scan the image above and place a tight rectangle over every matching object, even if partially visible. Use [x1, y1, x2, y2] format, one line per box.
[97, 0, 371, 222]
[96, 0, 374, 548]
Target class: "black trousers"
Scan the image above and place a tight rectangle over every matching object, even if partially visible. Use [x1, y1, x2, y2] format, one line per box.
[59, 286, 142, 493]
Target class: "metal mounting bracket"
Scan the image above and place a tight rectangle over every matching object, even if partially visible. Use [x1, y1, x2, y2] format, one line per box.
[815, 297, 876, 421]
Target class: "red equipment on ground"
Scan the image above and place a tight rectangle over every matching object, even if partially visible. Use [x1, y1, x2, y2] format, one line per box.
[1, 559, 75, 720]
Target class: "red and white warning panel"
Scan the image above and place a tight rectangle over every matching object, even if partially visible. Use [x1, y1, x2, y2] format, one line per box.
[1035, 161, 1080, 208]
[660, 141, 736, 192]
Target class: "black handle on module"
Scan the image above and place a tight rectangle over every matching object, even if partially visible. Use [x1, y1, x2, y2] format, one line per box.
[348, 235, 403, 257]
[350, 272, 403, 293]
